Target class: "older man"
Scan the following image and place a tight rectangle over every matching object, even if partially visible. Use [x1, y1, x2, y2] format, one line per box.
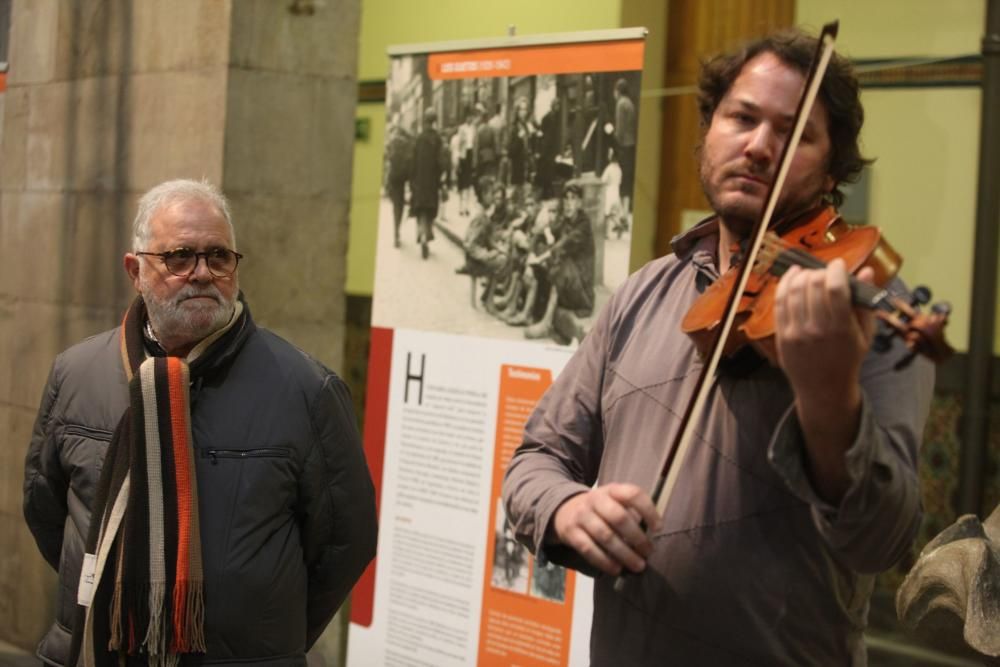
[23, 179, 377, 666]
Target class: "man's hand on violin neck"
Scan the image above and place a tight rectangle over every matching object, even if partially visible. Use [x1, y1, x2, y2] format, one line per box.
[773, 258, 875, 401]
[774, 259, 876, 502]
[552, 483, 660, 576]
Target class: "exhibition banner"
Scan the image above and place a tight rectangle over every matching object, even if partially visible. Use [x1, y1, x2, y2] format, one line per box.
[348, 29, 645, 667]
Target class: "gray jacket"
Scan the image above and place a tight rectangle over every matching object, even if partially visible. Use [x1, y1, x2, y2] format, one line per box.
[23, 314, 377, 666]
[503, 219, 934, 665]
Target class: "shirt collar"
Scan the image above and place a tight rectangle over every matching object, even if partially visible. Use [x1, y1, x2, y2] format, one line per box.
[670, 214, 721, 279]
[142, 318, 168, 357]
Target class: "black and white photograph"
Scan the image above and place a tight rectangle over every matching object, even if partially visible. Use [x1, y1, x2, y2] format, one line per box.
[490, 499, 531, 594]
[371, 54, 642, 346]
[529, 558, 567, 604]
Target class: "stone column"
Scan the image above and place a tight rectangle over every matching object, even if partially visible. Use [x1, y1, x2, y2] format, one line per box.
[0, 0, 359, 659]
[224, 0, 359, 371]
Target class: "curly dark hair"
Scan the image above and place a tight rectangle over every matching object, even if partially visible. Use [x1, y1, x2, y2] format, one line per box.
[697, 29, 873, 207]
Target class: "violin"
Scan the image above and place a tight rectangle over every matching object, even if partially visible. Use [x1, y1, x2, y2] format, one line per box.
[681, 206, 953, 368]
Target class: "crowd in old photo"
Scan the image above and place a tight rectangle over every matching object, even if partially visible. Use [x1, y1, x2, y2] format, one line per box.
[382, 75, 639, 344]
[457, 178, 595, 345]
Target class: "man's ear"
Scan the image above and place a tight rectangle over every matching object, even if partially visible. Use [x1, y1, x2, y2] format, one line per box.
[124, 254, 142, 293]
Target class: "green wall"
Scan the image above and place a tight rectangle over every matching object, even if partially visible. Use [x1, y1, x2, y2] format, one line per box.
[797, 0, 983, 57]
[798, 0, 986, 351]
[357, 1, 623, 82]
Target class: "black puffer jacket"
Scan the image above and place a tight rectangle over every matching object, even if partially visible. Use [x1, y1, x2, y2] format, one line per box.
[23, 311, 377, 666]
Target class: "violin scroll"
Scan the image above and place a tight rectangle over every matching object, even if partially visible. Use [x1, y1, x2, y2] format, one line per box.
[873, 288, 953, 369]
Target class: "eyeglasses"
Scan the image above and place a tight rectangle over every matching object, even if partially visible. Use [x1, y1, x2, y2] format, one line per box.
[136, 248, 243, 277]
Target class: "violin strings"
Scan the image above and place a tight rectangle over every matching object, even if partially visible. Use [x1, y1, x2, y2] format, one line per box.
[760, 235, 825, 272]
[760, 235, 896, 312]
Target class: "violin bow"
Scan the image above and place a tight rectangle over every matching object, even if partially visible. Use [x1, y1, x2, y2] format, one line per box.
[615, 21, 840, 591]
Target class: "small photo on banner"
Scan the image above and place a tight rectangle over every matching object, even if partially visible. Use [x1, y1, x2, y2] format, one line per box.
[490, 499, 530, 594]
[372, 38, 644, 347]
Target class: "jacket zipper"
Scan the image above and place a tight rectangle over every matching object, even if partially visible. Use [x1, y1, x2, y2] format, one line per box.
[63, 424, 114, 441]
[202, 448, 290, 465]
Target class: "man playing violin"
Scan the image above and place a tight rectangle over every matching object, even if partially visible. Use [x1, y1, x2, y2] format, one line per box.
[503, 29, 934, 665]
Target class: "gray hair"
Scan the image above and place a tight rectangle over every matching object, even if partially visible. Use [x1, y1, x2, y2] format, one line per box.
[132, 179, 235, 251]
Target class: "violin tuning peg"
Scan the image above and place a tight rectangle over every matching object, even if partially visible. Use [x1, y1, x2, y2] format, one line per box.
[931, 301, 952, 317]
[910, 286, 931, 307]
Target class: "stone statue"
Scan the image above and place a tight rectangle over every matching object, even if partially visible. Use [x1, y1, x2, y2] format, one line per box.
[897, 503, 1000, 659]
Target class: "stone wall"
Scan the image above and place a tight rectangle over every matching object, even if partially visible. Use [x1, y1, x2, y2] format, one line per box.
[0, 0, 359, 659]
[224, 0, 359, 371]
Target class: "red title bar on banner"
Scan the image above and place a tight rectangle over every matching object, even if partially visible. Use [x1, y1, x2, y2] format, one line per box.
[428, 39, 644, 80]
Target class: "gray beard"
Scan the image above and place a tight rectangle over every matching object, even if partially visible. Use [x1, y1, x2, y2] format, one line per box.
[141, 280, 236, 347]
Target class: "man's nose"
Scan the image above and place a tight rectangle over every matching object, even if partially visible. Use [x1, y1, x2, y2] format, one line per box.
[744, 124, 777, 165]
[189, 255, 214, 282]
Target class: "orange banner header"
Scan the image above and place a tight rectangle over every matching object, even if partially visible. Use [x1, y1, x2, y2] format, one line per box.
[428, 39, 644, 80]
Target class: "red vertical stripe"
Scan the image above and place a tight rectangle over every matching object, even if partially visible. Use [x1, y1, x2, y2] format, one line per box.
[166, 357, 192, 647]
[350, 326, 393, 627]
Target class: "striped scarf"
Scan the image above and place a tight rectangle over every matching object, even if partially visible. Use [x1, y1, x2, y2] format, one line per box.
[71, 295, 248, 667]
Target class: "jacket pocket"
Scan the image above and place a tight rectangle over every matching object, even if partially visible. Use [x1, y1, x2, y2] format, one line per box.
[60, 423, 114, 506]
[200, 447, 291, 464]
[63, 424, 113, 441]
[192, 445, 305, 652]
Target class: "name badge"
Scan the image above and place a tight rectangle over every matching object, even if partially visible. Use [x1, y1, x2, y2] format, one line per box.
[77, 553, 97, 607]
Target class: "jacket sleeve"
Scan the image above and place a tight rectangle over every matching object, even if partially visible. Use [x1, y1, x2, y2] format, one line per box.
[502, 289, 614, 574]
[23, 362, 69, 571]
[301, 373, 378, 649]
[768, 317, 935, 574]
